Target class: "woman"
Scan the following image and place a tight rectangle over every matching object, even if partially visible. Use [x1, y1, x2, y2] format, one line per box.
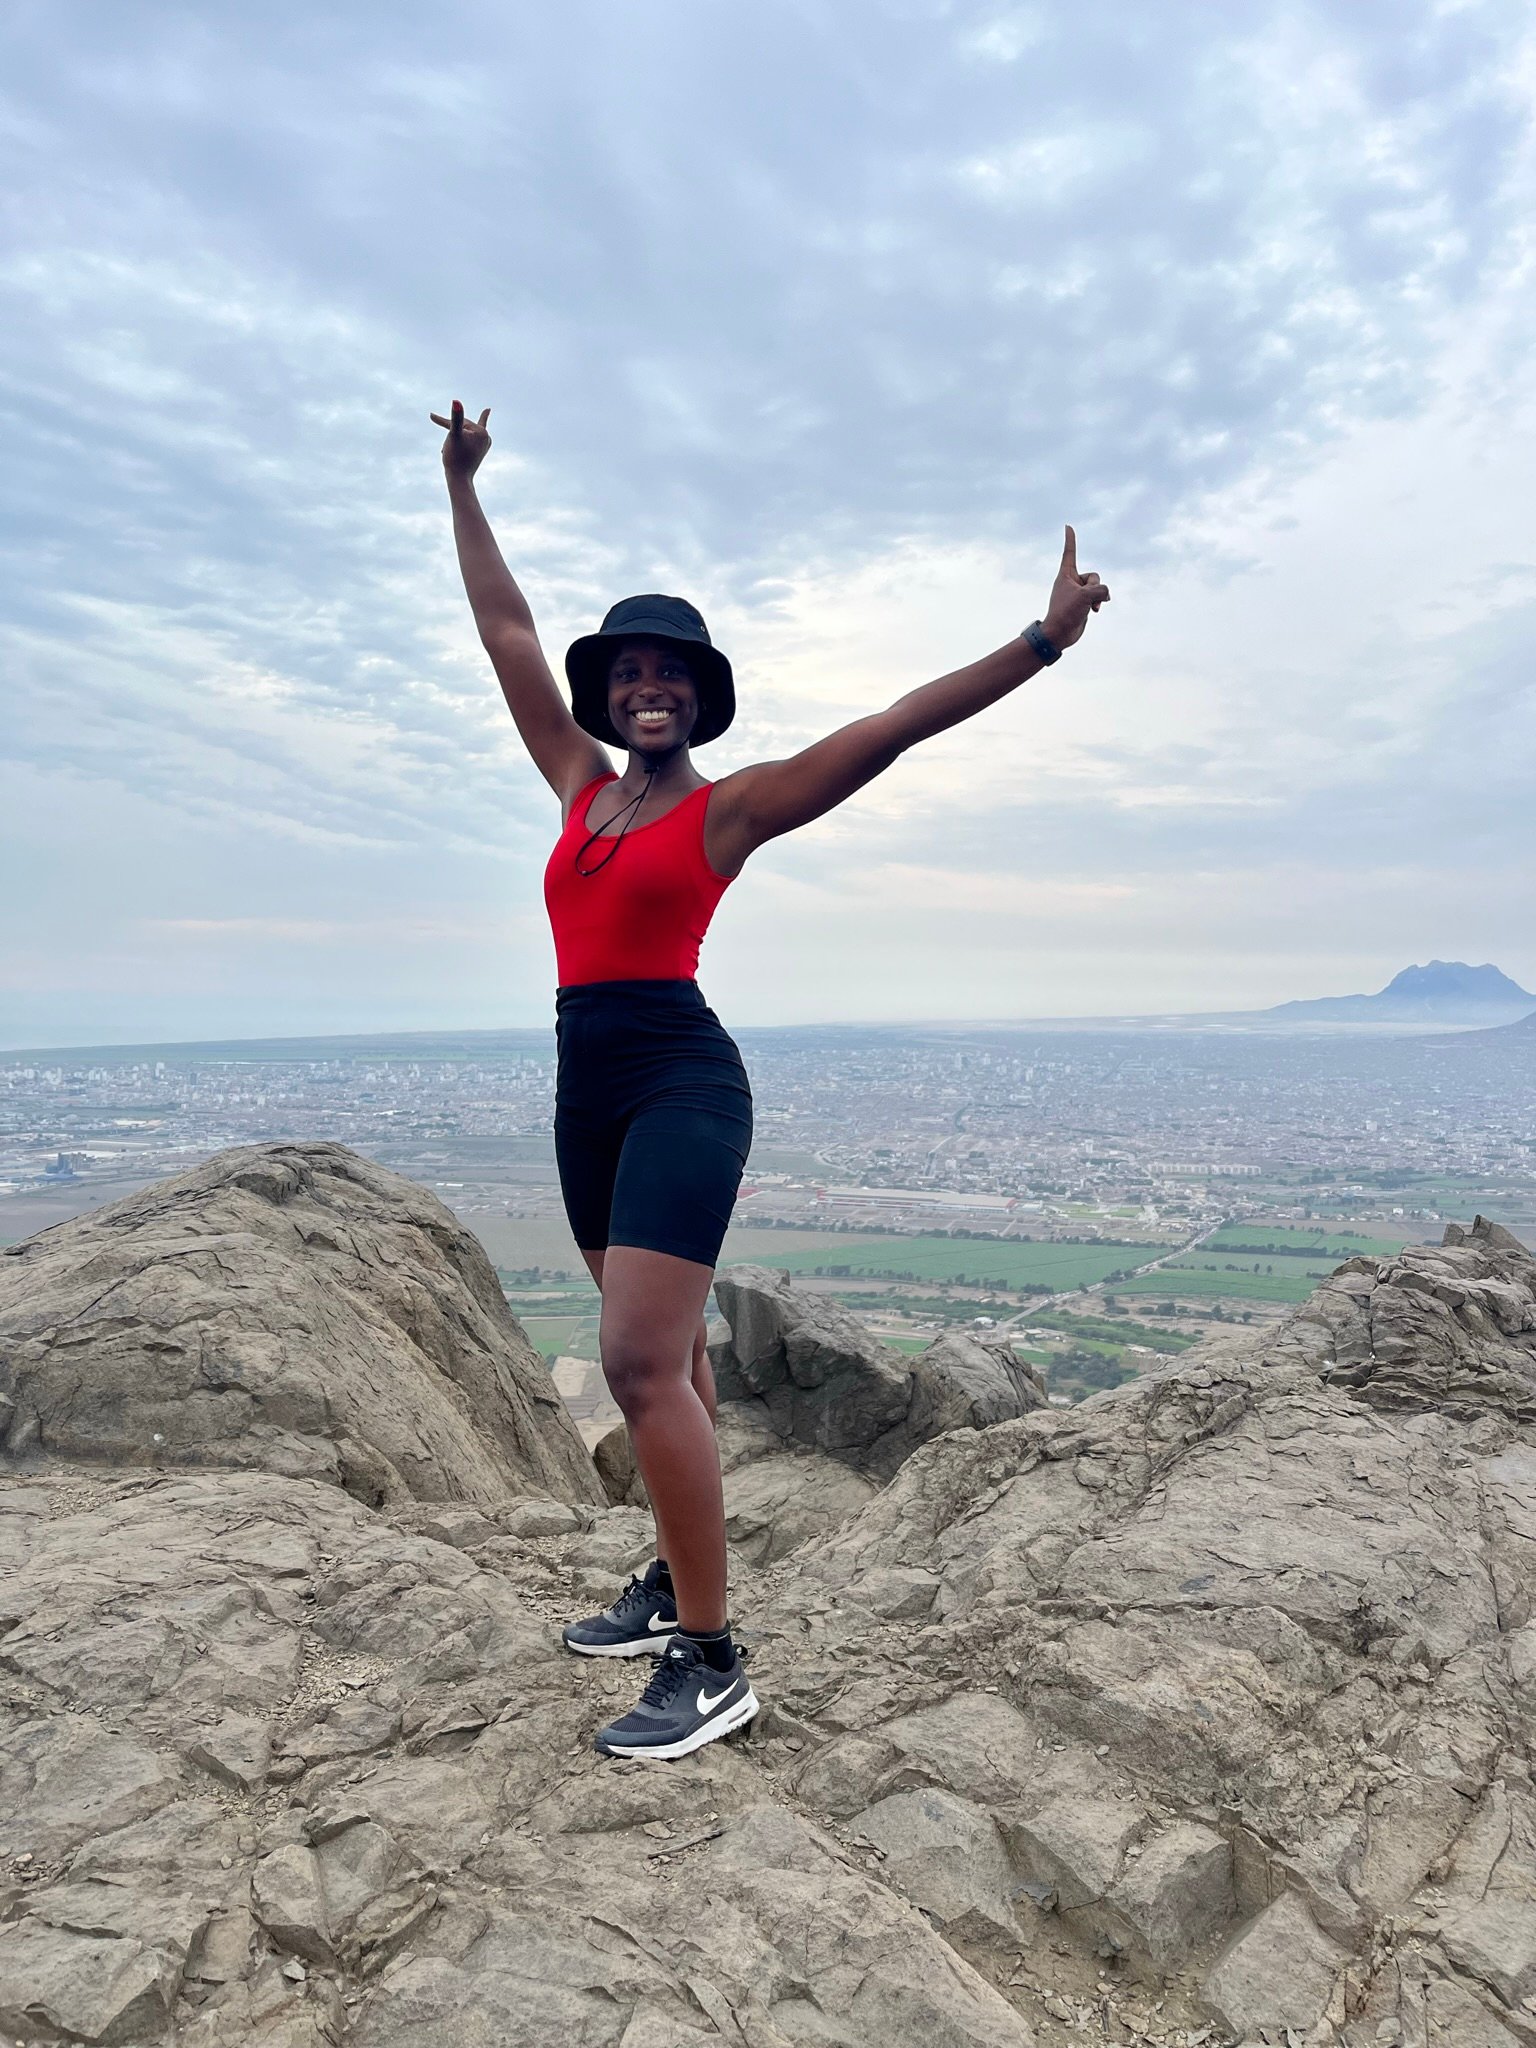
[433, 399, 1109, 1760]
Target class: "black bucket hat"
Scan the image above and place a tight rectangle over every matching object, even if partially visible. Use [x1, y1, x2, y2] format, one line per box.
[565, 594, 735, 748]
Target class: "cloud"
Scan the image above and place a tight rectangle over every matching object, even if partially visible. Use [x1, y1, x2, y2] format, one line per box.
[1, 0, 1533, 1043]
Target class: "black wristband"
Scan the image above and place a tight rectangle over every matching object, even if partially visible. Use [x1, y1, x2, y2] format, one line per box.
[1021, 620, 1061, 665]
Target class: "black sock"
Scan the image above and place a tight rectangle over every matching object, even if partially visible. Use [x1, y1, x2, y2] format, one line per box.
[679, 1625, 734, 1674]
[644, 1557, 674, 1598]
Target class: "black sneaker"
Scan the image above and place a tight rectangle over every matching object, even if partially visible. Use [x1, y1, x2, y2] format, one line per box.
[562, 1570, 678, 1658]
[594, 1636, 759, 1760]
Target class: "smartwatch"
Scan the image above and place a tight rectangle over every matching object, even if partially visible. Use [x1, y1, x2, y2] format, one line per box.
[1021, 620, 1061, 665]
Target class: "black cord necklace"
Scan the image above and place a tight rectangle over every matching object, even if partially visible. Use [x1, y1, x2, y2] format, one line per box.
[574, 761, 662, 877]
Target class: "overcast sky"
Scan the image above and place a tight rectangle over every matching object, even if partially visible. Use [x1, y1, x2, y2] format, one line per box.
[3, 0, 1534, 1047]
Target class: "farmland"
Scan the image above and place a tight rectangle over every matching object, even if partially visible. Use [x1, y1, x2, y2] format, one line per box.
[751, 1234, 1159, 1293]
[1117, 1260, 1327, 1304]
[1204, 1225, 1408, 1261]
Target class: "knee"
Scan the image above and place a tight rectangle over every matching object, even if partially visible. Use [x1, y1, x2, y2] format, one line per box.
[601, 1334, 668, 1422]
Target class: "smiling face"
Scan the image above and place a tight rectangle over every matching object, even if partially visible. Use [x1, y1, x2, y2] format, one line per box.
[606, 638, 700, 756]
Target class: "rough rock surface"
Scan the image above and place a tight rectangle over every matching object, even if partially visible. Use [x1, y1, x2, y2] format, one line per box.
[711, 1265, 1045, 1478]
[0, 1471, 1036, 2048]
[763, 1215, 1536, 2043]
[3, 1181, 1535, 2048]
[0, 1143, 602, 1508]
[593, 1403, 879, 1566]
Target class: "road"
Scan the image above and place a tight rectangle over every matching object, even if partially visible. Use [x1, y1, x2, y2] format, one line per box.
[994, 1217, 1227, 1328]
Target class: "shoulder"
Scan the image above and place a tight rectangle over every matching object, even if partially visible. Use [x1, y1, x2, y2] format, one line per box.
[702, 762, 770, 818]
[701, 763, 776, 878]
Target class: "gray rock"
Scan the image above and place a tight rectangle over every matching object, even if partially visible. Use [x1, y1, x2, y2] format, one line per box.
[350, 1802, 1031, 2048]
[310, 1818, 434, 1968]
[554, 1509, 654, 1578]
[864, 1693, 1052, 1810]
[711, 1266, 1042, 1479]
[1416, 1972, 1525, 2048]
[0, 1141, 602, 1508]
[1102, 1821, 1235, 1966]
[0, 1715, 183, 1862]
[186, 1712, 272, 1794]
[711, 1265, 914, 1474]
[1436, 1895, 1536, 2007]
[592, 1423, 648, 1508]
[406, 1504, 502, 1549]
[590, 1401, 880, 1567]
[192, 1904, 257, 1986]
[1200, 1890, 1348, 2036]
[0, 1915, 178, 2045]
[844, 1563, 940, 1620]
[763, 1221, 1536, 2031]
[853, 1787, 1019, 1940]
[69, 1798, 245, 1888]
[0, 1851, 220, 2042]
[251, 1843, 334, 1968]
[281, 1697, 401, 1767]
[1011, 1792, 1143, 1911]
[908, 1330, 1047, 1434]
[1308, 1213, 1536, 1418]
[499, 1497, 584, 1539]
[716, 1404, 879, 1564]
[3, 1159, 1533, 2046]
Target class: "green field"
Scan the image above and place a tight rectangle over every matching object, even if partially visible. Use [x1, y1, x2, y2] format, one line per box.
[1028, 1310, 1197, 1354]
[1117, 1263, 1321, 1303]
[745, 1235, 1155, 1293]
[465, 1214, 1172, 1293]
[1205, 1226, 1407, 1260]
[518, 1316, 594, 1356]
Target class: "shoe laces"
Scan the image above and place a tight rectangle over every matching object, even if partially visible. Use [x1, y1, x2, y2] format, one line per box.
[638, 1642, 705, 1711]
[610, 1575, 648, 1618]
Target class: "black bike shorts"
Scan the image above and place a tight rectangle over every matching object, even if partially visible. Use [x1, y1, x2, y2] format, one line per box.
[553, 979, 753, 1268]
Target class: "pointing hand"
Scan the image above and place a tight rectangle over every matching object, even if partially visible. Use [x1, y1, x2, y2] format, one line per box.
[1042, 526, 1110, 653]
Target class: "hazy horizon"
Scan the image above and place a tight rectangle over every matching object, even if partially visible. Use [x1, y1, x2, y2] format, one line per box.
[5, 960, 1533, 1061]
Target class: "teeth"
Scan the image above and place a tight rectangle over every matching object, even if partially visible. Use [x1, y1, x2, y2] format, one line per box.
[634, 710, 671, 723]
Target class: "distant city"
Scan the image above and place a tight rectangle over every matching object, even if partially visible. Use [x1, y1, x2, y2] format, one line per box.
[4, 968, 1533, 1424]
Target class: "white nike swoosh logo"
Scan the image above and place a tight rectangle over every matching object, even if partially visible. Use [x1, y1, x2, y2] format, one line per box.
[696, 1681, 736, 1712]
[647, 1613, 675, 1632]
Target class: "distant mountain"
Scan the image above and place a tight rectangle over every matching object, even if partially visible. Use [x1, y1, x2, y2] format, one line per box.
[1262, 961, 1536, 1026]
[1447, 1004, 1536, 1045]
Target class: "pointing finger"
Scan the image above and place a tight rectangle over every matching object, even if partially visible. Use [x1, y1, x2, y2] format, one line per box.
[1061, 523, 1077, 576]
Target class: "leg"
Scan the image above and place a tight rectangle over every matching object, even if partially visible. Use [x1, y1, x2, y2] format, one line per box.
[585, 1247, 714, 1423]
[597, 1245, 726, 1633]
[583, 1247, 714, 1573]
[579, 1036, 749, 1639]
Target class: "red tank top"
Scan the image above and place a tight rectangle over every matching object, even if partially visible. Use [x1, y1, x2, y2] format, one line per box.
[543, 772, 735, 986]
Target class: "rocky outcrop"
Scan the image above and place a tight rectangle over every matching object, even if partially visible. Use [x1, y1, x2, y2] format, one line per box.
[594, 1402, 880, 1566]
[764, 1215, 1536, 2042]
[594, 1270, 1044, 1554]
[710, 1265, 1046, 1479]
[0, 1144, 602, 1509]
[0, 1471, 1037, 2048]
[2, 1177, 1533, 2048]
[908, 1327, 1049, 1435]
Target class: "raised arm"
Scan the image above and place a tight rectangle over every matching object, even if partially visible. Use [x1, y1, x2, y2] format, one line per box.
[707, 527, 1109, 873]
[432, 401, 609, 804]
